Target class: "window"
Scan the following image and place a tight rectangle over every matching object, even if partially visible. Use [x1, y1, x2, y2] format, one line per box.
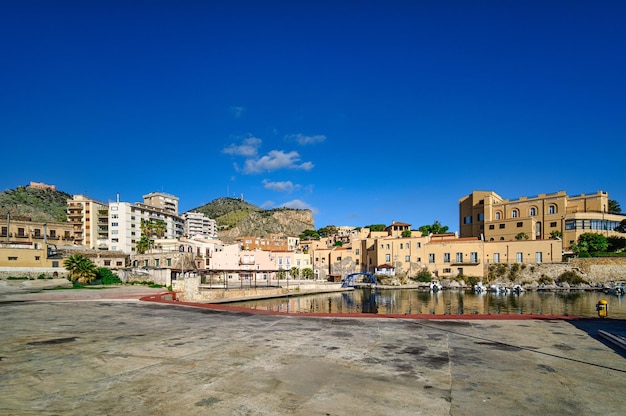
[386, 244, 390, 249]
[17, 227, 25, 237]
[155, 259, 160, 267]
[535, 252, 542, 263]
[517, 222, 523, 227]
[50, 230, 56, 238]
[489, 225, 495, 230]
[428, 253, 435, 263]
[8, 256, 17, 261]
[355, 249, 359, 255]
[34, 229, 41, 237]
[529, 207, 537, 216]
[167, 258, 172, 266]
[550, 222, 557, 227]
[35, 256, 40, 261]
[386, 254, 391, 262]
[499, 224, 505, 229]
[464, 216, 472, 224]
[52, 261, 59, 267]
[104, 260, 111, 266]
[477, 213, 484, 221]
[470, 252, 478, 263]
[495, 212, 501, 220]
[405, 255, 410, 262]
[511, 209, 519, 218]
[516, 252, 523, 262]
[493, 253, 500, 263]
[144, 260, 148, 267]
[443, 268, 451, 273]
[548, 205, 556, 214]
[111, 222, 118, 227]
[443, 253, 450, 263]
[417, 242, 421, 248]
[116, 261, 123, 266]
[456, 252, 463, 262]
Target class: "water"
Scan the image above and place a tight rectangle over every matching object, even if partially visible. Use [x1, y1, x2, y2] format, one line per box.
[228, 289, 626, 318]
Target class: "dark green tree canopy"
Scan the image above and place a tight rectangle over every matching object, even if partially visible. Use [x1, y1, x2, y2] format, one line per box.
[365, 224, 386, 232]
[418, 221, 450, 236]
[576, 232, 609, 253]
[299, 229, 320, 240]
[608, 200, 622, 214]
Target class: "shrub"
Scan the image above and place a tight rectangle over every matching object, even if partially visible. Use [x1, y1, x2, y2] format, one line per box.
[558, 271, 585, 285]
[7, 276, 28, 280]
[37, 274, 46, 280]
[97, 267, 122, 285]
[538, 275, 554, 285]
[413, 269, 432, 282]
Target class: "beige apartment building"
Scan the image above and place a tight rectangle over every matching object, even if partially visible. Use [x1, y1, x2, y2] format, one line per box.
[67, 195, 108, 249]
[1, 217, 74, 246]
[459, 190, 625, 251]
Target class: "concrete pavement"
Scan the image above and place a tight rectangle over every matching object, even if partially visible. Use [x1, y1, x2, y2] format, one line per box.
[1, 286, 625, 415]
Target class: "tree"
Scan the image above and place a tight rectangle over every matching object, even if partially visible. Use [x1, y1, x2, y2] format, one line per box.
[299, 229, 320, 240]
[301, 267, 314, 280]
[577, 233, 608, 253]
[317, 225, 338, 238]
[418, 221, 449, 236]
[608, 200, 622, 214]
[333, 240, 343, 247]
[515, 232, 529, 240]
[550, 230, 563, 239]
[607, 236, 626, 252]
[616, 219, 626, 233]
[136, 236, 151, 255]
[365, 224, 386, 232]
[401, 230, 412, 238]
[289, 267, 300, 279]
[64, 254, 98, 284]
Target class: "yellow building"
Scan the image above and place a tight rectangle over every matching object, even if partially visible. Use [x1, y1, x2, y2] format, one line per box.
[459, 190, 625, 251]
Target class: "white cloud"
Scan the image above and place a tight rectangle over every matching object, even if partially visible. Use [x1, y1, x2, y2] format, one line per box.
[262, 179, 300, 193]
[260, 200, 275, 209]
[223, 137, 262, 157]
[286, 133, 326, 145]
[279, 199, 319, 214]
[243, 150, 314, 174]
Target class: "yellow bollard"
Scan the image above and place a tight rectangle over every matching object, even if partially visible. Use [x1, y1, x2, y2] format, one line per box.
[596, 299, 608, 318]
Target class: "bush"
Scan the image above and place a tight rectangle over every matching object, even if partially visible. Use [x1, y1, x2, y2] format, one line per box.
[413, 269, 432, 282]
[538, 275, 554, 285]
[97, 267, 122, 285]
[37, 274, 46, 280]
[7, 276, 29, 280]
[558, 271, 585, 285]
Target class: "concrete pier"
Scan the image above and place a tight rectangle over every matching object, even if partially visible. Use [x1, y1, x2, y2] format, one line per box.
[1, 286, 625, 415]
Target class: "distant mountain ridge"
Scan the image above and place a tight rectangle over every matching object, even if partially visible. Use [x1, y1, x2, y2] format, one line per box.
[0, 187, 315, 242]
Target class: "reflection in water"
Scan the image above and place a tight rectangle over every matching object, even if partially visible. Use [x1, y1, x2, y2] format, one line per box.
[229, 289, 626, 319]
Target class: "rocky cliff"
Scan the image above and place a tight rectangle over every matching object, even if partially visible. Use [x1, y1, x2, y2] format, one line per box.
[187, 197, 315, 243]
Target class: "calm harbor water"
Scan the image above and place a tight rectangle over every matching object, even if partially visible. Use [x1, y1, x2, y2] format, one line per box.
[228, 288, 626, 318]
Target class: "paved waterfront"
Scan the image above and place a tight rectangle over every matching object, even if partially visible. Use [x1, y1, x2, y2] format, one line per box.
[1, 286, 625, 415]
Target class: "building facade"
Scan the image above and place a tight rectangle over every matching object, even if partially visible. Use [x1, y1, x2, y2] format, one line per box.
[459, 190, 625, 251]
[67, 195, 108, 249]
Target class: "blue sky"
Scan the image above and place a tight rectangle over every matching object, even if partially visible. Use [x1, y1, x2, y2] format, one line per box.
[1, 1, 625, 232]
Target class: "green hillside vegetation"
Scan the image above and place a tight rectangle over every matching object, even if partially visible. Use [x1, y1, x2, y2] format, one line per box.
[188, 197, 262, 228]
[0, 186, 70, 223]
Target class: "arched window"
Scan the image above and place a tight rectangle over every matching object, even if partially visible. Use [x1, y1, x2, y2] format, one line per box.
[529, 207, 537, 216]
[512, 209, 519, 218]
[548, 205, 557, 214]
[495, 211, 501, 220]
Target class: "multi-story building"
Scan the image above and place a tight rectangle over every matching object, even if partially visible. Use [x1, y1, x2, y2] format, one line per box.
[238, 234, 291, 252]
[459, 190, 625, 251]
[142, 192, 179, 215]
[67, 195, 108, 249]
[108, 200, 184, 254]
[0, 217, 74, 246]
[309, 220, 563, 281]
[182, 211, 217, 239]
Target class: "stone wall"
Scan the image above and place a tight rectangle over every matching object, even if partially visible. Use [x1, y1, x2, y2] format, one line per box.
[0, 267, 68, 280]
[117, 268, 172, 287]
[568, 257, 626, 283]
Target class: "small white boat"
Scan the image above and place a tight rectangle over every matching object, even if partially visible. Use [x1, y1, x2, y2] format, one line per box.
[430, 280, 443, 292]
[473, 282, 487, 294]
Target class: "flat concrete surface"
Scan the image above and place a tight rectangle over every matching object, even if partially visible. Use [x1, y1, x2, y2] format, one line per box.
[1, 287, 626, 415]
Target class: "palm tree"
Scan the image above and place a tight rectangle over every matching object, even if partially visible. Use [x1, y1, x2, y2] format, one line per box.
[290, 266, 300, 280]
[64, 254, 98, 284]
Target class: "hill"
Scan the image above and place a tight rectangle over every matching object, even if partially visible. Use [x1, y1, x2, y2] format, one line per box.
[188, 197, 315, 242]
[0, 185, 71, 223]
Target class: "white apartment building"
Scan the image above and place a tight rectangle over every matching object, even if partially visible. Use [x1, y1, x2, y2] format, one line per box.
[108, 201, 184, 254]
[182, 211, 217, 239]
